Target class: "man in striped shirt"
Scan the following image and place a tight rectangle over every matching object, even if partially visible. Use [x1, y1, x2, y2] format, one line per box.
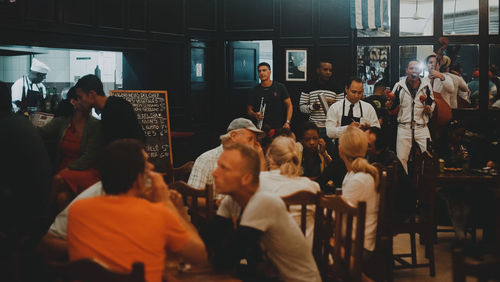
[300, 61, 343, 154]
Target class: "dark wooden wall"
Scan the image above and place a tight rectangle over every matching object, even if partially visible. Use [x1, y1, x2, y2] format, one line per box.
[0, 0, 353, 162]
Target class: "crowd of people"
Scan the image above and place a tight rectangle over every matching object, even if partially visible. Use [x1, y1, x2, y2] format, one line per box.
[1, 51, 499, 282]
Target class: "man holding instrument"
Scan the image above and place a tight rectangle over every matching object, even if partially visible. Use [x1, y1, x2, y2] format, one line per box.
[386, 60, 434, 173]
[247, 62, 292, 130]
[74, 74, 144, 146]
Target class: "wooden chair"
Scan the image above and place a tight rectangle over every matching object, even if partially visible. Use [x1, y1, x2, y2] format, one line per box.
[313, 195, 366, 282]
[169, 180, 214, 229]
[393, 151, 437, 276]
[371, 162, 398, 282]
[163, 161, 195, 184]
[281, 191, 321, 235]
[50, 258, 145, 282]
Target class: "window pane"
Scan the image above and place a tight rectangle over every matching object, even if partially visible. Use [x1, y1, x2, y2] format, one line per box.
[489, 45, 500, 108]
[356, 46, 390, 95]
[400, 0, 434, 36]
[399, 45, 433, 78]
[357, 1, 391, 37]
[490, 0, 499, 34]
[443, 0, 479, 35]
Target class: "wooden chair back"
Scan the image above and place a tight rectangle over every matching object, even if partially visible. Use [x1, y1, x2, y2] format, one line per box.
[313, 195, 366, 282]
[50, 258, 145, 282]
[169, 180, 214, 228]
[164, 161, 195, 184]
[281, 191, 321, 235]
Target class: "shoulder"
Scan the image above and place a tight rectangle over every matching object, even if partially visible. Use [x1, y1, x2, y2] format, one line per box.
[196, 145, 222, 162]
[346, 172, 375, 187]
[250, 191, 284, 207]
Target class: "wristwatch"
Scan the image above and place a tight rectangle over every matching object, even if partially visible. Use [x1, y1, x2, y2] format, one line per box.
[286, 120, 291, 124]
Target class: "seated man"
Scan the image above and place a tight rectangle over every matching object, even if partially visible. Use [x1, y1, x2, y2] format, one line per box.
[365, 127, 416, 223]
[205, 143, 321, 282]
[67, 139, 207, 281]
[188, 118, 265, 194]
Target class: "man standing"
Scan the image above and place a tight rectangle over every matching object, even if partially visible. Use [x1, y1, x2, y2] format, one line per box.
[325, 76, 380, 140]
[188, 118, 265, 193]
[11, 58, 50, 113]
[387, 60, 434, 173]
[247, 63, 293, 130]
[300, 61, 342, 153]
[74, 74, 145, 146]
[206, 143, 321, 282]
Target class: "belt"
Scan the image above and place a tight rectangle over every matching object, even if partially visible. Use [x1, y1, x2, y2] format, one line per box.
[398, 122, 427, 129]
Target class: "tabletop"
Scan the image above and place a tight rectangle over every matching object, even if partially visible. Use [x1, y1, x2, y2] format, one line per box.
[164, 264, 241, 282]
[437, 170, 499, 186]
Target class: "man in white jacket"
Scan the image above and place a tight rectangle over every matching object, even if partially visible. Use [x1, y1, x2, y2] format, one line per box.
[387, 60, 435, 173]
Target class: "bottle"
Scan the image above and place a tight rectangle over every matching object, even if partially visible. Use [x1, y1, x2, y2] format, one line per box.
[94, 65, 101, 79]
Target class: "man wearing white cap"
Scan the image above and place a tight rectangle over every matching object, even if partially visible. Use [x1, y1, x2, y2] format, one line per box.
[11, 58, 50, 112]
[188, 118, 266, 197]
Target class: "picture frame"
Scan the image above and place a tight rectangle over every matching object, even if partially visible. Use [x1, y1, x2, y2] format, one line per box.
[286, 49, 307, 81]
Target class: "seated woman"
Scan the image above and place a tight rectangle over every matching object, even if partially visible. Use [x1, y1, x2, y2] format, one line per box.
[38, 87, 101, 213]
[338, 126, 379, 267]
[297, 122, 332, 180]
[259, 136, 320, 247]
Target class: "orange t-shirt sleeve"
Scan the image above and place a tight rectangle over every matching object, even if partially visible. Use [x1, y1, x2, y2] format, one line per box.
[158, 204, 191, 252]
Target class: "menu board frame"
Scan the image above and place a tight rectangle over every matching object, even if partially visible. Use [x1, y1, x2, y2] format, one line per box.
[110, 90, 173, 165]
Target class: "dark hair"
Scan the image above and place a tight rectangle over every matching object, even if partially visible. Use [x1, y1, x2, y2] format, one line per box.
[425, 54, 436, 64]
[345, 76, 363, 88]
[257, 62, 271, 71]
[54, 87, 77, 117]
[366, 127, 388, 151]
[450, 63, 462, 73]
[0, 81, 12, 113]
[374, 81, 385, 89]
[299, 122, 319, 140]
[75, 74, 105, 96]
[98, 139, 145, 195]
[274, 127, 294, 139]
[317, 61, 332, 68]
[224, 143, 261, 186]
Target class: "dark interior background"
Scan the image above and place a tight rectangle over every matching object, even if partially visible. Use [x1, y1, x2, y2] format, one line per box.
[0, 0, 498, 165]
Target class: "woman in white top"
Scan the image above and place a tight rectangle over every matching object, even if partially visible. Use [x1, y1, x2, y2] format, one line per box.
[259, 136, 320, 247]
[338, 126, 379, 252]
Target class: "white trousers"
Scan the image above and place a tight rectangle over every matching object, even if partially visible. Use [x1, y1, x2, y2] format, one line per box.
[396, 125, 431, 174]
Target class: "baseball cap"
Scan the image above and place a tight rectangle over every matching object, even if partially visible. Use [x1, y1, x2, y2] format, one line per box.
[227, 118, 264, 136]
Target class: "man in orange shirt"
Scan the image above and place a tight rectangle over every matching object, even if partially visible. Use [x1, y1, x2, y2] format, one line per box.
[67, 139, 207, 281]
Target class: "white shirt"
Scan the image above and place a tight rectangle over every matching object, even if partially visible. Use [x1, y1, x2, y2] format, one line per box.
[448, 73, 470, 108]
[392, 77, 435, 125]
[325, 99, 380, 139]
[188, 145, 223, 190]
[341, 171, 378, 251]
[259, 170, 320, 247]
[218, 192, 321, 282]
[423, 74, 454, 107]
[48, 181, 104, 239]
[11, 76, 46, 112]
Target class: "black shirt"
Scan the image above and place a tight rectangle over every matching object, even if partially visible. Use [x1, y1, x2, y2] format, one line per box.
[248, 81, 290, 129]
[101, 96, 145, 146]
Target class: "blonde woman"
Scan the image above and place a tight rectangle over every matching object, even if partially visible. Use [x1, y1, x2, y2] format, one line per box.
[338, 125, 379, 254]
[259, 136, 320, 247]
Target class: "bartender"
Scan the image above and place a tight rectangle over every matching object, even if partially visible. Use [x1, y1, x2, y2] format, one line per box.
[11, 58, 50, 113]
[325, 76, 380, 139]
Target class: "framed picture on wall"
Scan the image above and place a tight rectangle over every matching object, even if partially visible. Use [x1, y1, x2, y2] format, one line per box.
[286, 49, 307, 81]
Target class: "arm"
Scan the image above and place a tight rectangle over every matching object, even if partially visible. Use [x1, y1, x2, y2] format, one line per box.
[37, 233, 68, 261]
[37, 116, 66, 139]
[247, 105, 264, 121]
[457, 77, 469, 93]
[68, 119, 102, 170]
[368, 106, 381, 128]
[325, 104, 347, 139]
[283, 97, 293, 128]
[299, 92, 313, 114]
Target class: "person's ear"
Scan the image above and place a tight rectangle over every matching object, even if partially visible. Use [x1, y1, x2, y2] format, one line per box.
[241, 172, 253, 186]
[70, 99, 77, 107]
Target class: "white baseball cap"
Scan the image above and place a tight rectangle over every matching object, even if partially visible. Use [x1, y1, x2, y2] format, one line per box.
[30, 58, 50, 74]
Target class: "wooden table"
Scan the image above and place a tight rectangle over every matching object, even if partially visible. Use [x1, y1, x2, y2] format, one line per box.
[437, 171, 499, 187]
[164, 265, 241, 282]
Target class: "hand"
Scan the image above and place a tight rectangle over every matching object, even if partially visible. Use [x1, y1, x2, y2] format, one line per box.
[312, 102, 321, 110]
[430, 70, 444, 80]
[146, 171, 169, 202]
[326, 98, 335, 106]
[283, 122, 290, 129]
[318, 138, 326, 155]
[385, 100, 393, 108]
[168, 190, 184, 211]
[423, 105, 432, 114]
[350, 121, 360, 128]
[255, 112, 264, 120]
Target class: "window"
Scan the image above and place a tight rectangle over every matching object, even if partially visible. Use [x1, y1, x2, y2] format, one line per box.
[400, 0, 434, 36]
[357, 0, 391, 37]
[399, 45, 433, 78]
[490, 0, 499, 34]
[443, 0, 479, 35]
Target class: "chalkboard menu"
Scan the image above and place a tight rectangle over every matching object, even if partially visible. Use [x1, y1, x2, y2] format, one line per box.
[110, 90, 173, 165]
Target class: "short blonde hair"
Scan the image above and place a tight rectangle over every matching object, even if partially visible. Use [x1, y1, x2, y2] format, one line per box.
[266, 136, 303, 177]
[339, 126, 379, 188]
[220, 129, 244, 145]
